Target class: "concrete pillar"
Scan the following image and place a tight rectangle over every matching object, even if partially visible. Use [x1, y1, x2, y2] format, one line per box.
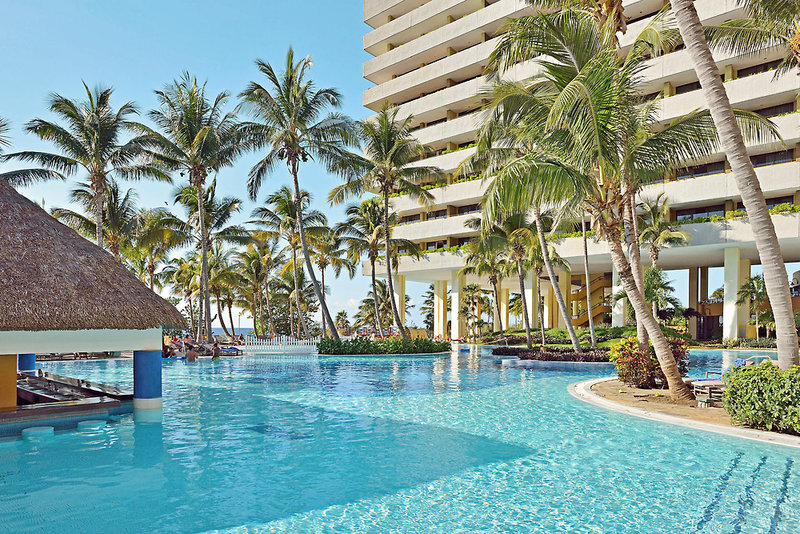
[499, 287, 509, 331]
[612, 266, 625, 327]
[688, 267, 699, 339]
[450, 272, 466, 340]
[133, 350, 162, 411]
[700, 266, 709, 301]
[17, 353, 36, 376]
[393, 274, 406, 327]
[557, 271, 571, 328]
[525, 271, 538, 328]
[0, 354, 17, 409]
[433, 280, 448, 338]
[723, 248, 751, 340]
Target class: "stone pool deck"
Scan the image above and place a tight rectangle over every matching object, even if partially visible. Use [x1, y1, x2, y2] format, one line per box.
[569, 377, 800, 450]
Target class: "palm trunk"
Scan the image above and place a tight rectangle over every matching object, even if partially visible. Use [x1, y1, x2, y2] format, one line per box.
[251, 291, 260, 337]
[382, 192, 408, 339]
[148, 264, 156, 291]
[370, 258, 384, 338]
[581, 218, 597, 347]
[265, 283, 276, 337]
[187, 294, 196, 336]
[624, 194, 649, 351]
[320, 267, 328, 337]
[608, 237, 694, 400]
[491, 278, 503, 332]
[228, 303, 236, 337]
[534, 209, 582, 353]
[215, 293, 230, 338]
[517, 261, 533, 349]
[194, 178, 213, 343]
[289, 297, 296, 338]
[290, 163, 339, 340]
[290, 246, 311, 339]
[536, 267, 546, 346]
[672, 0, 798, 369]
[93, 178, 104, 248]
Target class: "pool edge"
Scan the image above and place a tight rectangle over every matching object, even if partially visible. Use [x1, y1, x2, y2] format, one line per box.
[568, 377, 800, 450]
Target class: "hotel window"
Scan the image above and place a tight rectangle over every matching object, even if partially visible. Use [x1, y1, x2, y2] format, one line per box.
[456, 236, 475, 246]
[675, 75, 724, 95]
[426, 240, 447, 250]
[427, 209, 447, 220]
[751, 149, 793, 168]
[675, 203, 725, 222]
[737, 195, 795, 211]
[399, 214, 421, 225]
[755, 102, 794, 118]
[457, 203, 481, 215]
[676, 161, 726, 180]
[737, 59, 782, 78]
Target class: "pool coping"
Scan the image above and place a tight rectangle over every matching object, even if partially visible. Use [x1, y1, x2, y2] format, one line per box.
[568, 377, 800, 450]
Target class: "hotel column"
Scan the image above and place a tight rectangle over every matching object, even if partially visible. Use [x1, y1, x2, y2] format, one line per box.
[688, 267, 699, 339]
[450, 272, 466, 340]
[526, 271, 538, 328]
[499, 287, 509, 331]
[557, 271, 571, 329]
[133, 349, 162, 411]
[723, 248, 745, 340]
[17, 353, 37, 376]
[611, 267, 625, 327]
[393, 274, 406, 329]
[433, 280, 448, 338]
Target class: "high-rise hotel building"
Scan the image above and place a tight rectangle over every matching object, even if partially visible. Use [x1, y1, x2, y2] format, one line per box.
[362, 0, 800, 340]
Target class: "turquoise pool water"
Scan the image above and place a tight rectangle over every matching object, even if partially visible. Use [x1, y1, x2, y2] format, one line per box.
[0, 349, 798, 533]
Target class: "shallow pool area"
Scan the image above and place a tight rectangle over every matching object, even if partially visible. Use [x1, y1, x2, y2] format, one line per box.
[0, 349, 798, 533]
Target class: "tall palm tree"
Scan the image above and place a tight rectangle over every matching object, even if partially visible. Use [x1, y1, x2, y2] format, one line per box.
[52, 180, 138, 260]
[0, 116, 64, 186]
[240, 48, 358, 340]
[162, 253, 201, 336]
[4, 85, 167, 245]
[459, 236, 507, 333]
[139, 73, 248, 342]
[310, 228, 356, 334]
[671, 0, 799, 368]
[527, 236, 571, 347]
[335, 310, 351, 336]
[252, 185, 327, 338]
[129, 208, 187, 290]
[738, 274, 769, 340]
[580, 216, 597, 347]
[478, 9, 779, 397]
[207, 246, 238, 338]
[234, 244, 266, 337]
[329, 105, 444, 339]
[638, 193, 690, 268]
[336, 199, 418, 338]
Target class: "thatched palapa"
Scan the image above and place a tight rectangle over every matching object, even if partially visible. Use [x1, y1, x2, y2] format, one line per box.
[0, 180, 186, 331]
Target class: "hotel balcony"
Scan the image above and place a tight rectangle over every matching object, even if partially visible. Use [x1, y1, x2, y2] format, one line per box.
[364, 0, 430, 29]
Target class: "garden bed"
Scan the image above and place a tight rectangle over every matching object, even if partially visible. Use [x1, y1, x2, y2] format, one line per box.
[317, 337, 452, 355]
[492, 345, 610, 362]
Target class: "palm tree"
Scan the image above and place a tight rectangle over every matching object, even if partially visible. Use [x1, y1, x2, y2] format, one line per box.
[580, 215, 597, 347]
[638, 193, 690, 268]
[252, 185, 327, 338]
[738, 274, 769, 340]
[0, 116, 64, 186]
[329, 105, 444, 339]
[162, 253, 201, 336]
[4, 85, 167, 245]
[671, 0, 799, 368]
[335, 310, 351, 336]
[140, 73, 248, 342]
[240, 48, 358, 340]
[310, 227, 356, 335]
[234, 244, 266, 337]
[207, 246, 238, 338]
[129, 208, 187, 290]
[336, 199, 417, 338]
[528, 237, 571, 347]
[52, 181, 138, 260]
[460, 284, 483, 341]
[459, 235, 507, 333]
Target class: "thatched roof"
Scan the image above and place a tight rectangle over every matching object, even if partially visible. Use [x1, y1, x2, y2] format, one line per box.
[0, 180, 186, 331]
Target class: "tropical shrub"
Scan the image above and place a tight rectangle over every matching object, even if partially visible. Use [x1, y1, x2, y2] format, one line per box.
[317, 337, 451, 355]
[492, 345, 610, 362]
[723, 362, 800, 435]
[609, 337, 688, 388]
[722, 337, 777, 349]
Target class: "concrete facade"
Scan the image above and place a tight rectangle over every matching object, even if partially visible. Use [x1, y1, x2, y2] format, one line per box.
[363, 0, 800, 340]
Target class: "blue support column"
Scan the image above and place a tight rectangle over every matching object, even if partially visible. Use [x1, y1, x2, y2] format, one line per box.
[133, 350, 162, 410]
[18, 353, 36, 375]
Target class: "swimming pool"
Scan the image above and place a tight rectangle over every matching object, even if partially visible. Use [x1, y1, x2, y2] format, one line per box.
[0, 349, 797, 533]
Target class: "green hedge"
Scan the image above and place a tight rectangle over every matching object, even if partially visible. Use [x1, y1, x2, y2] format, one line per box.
[609, 337, 689, 388]
[723, 362, 800, 434]
[317, 337, 452, 355]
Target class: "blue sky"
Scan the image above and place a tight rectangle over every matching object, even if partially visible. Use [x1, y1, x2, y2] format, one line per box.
[0, 0, 432, 329]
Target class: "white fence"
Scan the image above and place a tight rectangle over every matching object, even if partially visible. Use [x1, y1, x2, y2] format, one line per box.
[244, 335, 320, 354]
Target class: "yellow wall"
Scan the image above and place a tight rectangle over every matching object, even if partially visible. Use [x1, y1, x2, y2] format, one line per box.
[0, 354, 17, 409]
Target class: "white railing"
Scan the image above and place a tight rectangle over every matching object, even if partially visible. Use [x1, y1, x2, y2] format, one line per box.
[244, 335, 321, 354]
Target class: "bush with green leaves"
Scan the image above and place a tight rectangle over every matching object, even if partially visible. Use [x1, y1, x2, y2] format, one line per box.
[722, 337, 777, 349]
[317, 337, 452, 355]
[723, 362, 800, 435]
[609, 337, 688, 389]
